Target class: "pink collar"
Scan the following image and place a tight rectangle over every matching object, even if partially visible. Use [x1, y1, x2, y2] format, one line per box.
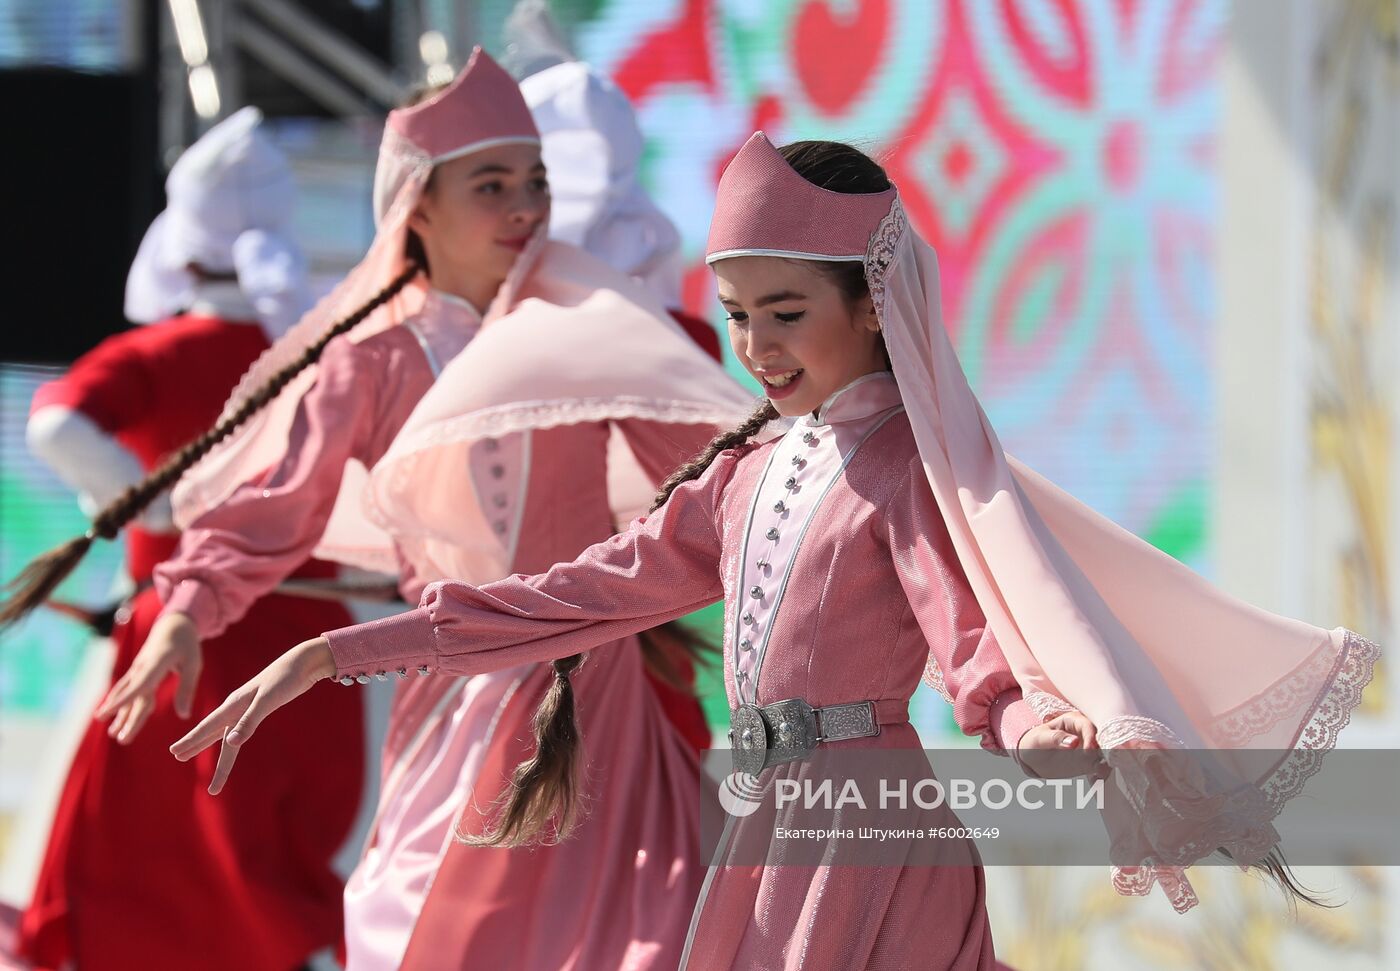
[421, 287, 483, 328]
[799, 371, 901, 427]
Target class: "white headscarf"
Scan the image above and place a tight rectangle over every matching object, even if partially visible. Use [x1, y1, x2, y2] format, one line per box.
[520, 61, 684, 307]
[124, 106, 310, 339]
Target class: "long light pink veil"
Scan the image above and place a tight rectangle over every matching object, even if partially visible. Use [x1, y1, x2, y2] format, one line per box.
[870, 195, 1379, 912]
[516, 52, 699, 532]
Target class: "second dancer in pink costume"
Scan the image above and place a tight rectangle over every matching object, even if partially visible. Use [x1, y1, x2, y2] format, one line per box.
[330, 59, 751, 971]
[103, 49, 748, 970]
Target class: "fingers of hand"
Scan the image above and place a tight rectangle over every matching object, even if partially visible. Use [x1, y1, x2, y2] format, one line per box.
[1019, 725, 1062, 751]
[1026, 745, 1102, 780]
[1059, 711, 1098, 748]
[94, 679, 123, 721]
[96, 653, 175, 721]
[205, 697, 269, 795]
[227, 697, 267, 748]
[207, 734, 242, 796]
[106, 697, 141, 740]
[1077, 716, 1098, 750]
[1048, 714, 1099, 748]
[170, 691, 250, 762]
[113, 696, 154, 744]
[1047, 728, 1079, 748]
[105, 701, 126, 738]
[1069, 746, 1104, 776]
[96, 670, 142, 721]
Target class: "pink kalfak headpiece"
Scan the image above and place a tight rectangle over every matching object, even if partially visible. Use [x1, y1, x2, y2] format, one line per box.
[388, 46, 540, 162]
[372, 47, 542, 225]
[704, 130, 1378, 915]
[706, 133, 894, 263]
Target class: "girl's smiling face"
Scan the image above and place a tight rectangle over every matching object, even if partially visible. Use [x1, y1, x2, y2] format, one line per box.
[714, 255, 886, 417]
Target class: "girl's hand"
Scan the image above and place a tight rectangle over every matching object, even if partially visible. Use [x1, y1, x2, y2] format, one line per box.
[96, 611, 202, 743]
[170, 637, 336, 794]
[1015, 710, 1101, 779]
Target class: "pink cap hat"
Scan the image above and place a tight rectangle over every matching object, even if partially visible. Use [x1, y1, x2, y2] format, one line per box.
[388, 46, 540, 162]
[705, 132, 897, 264]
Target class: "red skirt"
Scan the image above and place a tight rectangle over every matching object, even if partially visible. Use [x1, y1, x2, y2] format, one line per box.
[18, 587, 364, 971]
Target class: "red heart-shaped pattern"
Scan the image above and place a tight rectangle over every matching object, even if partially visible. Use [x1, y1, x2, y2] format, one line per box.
[793, 0, 890, 116]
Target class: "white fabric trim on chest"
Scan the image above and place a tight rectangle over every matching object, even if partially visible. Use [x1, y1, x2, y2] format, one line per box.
[403, 305, 481, 380]
[730, 408, 903, 705]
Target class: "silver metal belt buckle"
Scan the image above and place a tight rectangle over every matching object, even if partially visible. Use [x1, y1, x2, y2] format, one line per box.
[729, 698, 820, 775]
[816, 701, 880, 741]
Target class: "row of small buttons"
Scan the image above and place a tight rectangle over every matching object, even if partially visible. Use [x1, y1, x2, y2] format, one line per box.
[734, 429, 820, 698]
[337, 665, 431, 685]
[481, 437, 512, 537]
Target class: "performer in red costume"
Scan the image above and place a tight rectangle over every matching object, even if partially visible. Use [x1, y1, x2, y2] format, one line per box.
[18, 108, 364, 971]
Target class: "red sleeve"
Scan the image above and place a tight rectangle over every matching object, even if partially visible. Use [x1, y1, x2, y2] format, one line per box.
[31, 331, 154, 435]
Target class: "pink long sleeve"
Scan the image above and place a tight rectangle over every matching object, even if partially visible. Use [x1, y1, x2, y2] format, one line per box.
[156, 334, 421, 639]
[326, 447, 740, 680]
[886, 454, 1041, 754]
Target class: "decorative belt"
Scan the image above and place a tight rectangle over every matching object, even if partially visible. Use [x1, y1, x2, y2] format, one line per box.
[728, 697, 904, 776]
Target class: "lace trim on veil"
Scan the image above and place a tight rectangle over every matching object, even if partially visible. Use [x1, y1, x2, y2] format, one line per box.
[1098, 629, 1378, 912]
[865, 196, 907, 322]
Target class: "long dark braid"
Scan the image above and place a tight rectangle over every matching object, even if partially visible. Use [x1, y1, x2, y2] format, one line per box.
[467, 398, 779, 848]
[650, 400, 779, 513]
[0, 262, 423, 629]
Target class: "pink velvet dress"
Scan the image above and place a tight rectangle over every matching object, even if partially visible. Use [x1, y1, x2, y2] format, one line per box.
[153, 291, 480, 969]
[360, 416, 715, 971]
[155, 284, 723, 969]
[328, 373, 1040, 970]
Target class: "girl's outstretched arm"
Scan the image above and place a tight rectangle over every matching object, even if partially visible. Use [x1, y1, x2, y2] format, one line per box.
[173, 444, 748, 792]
